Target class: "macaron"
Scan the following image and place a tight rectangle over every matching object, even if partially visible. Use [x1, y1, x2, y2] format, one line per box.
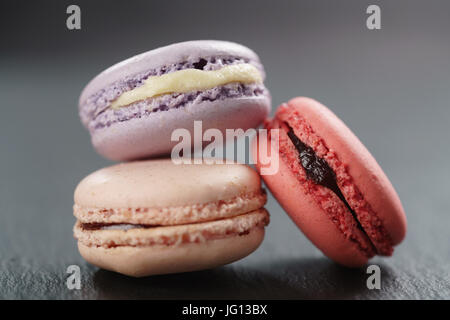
[253, 97, 406, 267]
[73, 159, 269, 277]
[79, 40, 271, 161]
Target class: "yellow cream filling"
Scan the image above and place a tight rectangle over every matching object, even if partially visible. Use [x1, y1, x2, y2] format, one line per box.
[110, 63, 262, 109]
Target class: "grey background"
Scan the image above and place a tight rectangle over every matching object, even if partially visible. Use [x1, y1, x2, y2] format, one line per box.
[0, 0, 449, 299]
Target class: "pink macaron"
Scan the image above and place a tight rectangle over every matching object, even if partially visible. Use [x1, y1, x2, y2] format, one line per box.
[254, 97, 407, 267]
[73, 159, 269, 277]
[78, 40, 271, 161]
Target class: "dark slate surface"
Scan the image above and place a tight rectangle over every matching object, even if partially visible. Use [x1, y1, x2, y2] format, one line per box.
[0, 0, 449, 299]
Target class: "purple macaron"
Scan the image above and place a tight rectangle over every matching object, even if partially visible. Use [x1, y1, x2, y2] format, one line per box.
[78, 40, 271, 161]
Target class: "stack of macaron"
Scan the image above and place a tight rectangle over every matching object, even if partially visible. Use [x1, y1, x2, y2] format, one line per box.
[75, 40, 271, 277]
[74, 40, 406, 277]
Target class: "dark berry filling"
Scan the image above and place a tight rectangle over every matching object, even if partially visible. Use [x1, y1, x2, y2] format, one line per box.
[285, 124, 368, 235]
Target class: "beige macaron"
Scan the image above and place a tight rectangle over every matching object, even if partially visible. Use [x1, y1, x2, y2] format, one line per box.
[73, 159, 269, 277]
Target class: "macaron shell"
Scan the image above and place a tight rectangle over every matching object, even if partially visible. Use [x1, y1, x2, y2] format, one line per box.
[91, 96, 270, 161]
[74, 159, 262, 210]
[253, 136, 368, 267]
[78, 227, 265, 277]
[285, 97, 407, 245]
[79, 40, 264, 105]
